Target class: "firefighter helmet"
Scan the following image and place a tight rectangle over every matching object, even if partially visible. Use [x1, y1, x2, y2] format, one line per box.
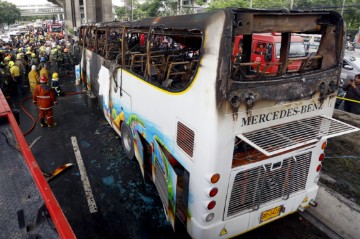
[52, 72, 59, 79]
[40, 75, 48, 83]
[31, 53, 36, 57]
[8, 61, 14, 67]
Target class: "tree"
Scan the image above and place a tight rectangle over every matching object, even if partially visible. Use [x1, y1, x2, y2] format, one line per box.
[0, 0, 21, 25]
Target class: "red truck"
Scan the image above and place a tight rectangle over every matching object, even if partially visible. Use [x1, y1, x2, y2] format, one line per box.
[47, 23, 64, 38]
[234, 33, 306, 74]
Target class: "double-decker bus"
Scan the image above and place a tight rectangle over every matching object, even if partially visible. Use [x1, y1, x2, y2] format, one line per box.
[78, 9, 358, 239]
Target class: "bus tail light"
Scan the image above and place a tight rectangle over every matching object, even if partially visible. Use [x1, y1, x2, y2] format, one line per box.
[319, 153, 325, 161]
[321, 141, 327, 149]
[316, 164, 322, 172]
[210, 174, 220, 184]
[207, 201, 216, 210]
[205, 213, 214, 222]
[209, 188, 218, 197]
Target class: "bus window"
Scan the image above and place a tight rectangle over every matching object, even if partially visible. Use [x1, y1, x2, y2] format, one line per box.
[107, 28, 123, 62]
[145, 29, 202, 91]
[232, 32, 324, 80]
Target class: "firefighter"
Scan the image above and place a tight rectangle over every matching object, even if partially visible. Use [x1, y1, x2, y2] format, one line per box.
[33, 75, 58, 127]
[40, 64, 49, 86]
[62, 48, 73, 74]
[29, 53, 39, 69]
[9, 61, 22, 96]
[49, 47, 59, 75]
[51, 72, 63, 96]
[28, 65, 39, 93]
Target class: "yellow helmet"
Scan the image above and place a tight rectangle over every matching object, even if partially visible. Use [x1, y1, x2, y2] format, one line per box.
[26, 51, 32, 55]
[18, 48, 23, 52]
[31, 53, 36, 57]
[16, 53, 21, 59]
[8, 61, 14, 67]
[52, 72, 59, 79]
[27, 46, 31, 51]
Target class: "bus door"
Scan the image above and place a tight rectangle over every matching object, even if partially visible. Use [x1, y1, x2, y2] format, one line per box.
[109, 67, 132, 137]
[153, 140, 178, 229]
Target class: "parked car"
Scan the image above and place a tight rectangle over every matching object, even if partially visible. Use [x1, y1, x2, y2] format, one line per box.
[0, 34, 11, 43]
[340, 53, 360, 84]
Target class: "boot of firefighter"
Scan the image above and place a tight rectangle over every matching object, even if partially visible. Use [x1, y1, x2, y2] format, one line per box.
[40, 119, 47, 127]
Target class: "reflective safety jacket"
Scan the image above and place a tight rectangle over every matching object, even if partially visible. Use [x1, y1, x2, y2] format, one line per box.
[28, 69, 39, 92]
[33, 84, 58, 110]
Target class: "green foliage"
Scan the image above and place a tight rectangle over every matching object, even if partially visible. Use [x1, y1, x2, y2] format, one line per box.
[113, 0, 360, 35]
[115, 0, 178, 20]
[0, 0, 21, 25]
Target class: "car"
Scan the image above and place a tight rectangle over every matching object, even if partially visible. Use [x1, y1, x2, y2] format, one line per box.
[340, 52, 360, 85]
[0, 34, 11, 43]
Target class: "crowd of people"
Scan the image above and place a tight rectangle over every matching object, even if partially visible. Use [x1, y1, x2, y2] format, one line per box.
[0, 28, 80, 127]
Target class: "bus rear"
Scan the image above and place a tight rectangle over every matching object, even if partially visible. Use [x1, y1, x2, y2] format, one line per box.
[190, 9, 358, 238]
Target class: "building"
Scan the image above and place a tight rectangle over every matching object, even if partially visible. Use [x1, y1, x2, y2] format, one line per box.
[49, 0, 113, 28]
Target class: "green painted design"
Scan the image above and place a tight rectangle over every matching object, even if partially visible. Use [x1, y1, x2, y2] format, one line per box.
[127, 114, 145, 127]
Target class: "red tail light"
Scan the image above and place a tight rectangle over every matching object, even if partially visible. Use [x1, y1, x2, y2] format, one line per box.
[209, 188, 218, 197]
[316, 164, 322, 172]
[207, 201, 216, 210]
[319, 153, 325, 161]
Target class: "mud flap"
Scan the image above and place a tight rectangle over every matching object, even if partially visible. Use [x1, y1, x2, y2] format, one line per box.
[134, 131, 145, 177]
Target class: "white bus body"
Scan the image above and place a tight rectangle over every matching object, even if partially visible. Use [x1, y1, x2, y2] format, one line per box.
[79, 9, 358, 239]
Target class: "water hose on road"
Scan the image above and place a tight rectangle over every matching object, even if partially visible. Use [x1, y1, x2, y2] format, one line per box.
[21, 96, 36, 136]
[20, 91, 85, 136]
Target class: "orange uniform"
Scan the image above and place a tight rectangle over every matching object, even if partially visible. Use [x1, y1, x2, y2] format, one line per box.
[33, 84, 58, 126]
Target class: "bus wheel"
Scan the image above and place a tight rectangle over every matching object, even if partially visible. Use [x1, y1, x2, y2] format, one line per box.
[121, 123, 134, 159]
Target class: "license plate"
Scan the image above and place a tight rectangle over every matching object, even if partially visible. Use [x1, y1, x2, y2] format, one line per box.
[260, 206, 282, 223]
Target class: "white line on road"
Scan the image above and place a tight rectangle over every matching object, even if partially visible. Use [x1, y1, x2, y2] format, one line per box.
[29, 136, 42, 149]
[71, 136, 98, 213]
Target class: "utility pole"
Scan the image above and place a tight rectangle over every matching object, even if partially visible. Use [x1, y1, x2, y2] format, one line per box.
[131, 0, 133, 21]
[341, 0, 345, 15]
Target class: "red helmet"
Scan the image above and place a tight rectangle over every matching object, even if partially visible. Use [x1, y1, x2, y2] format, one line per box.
[40, 75, 48, 83]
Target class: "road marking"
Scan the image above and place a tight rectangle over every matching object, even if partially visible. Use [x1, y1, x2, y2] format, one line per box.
[71, 136, 98, 213]
[29, 136, 41, 149]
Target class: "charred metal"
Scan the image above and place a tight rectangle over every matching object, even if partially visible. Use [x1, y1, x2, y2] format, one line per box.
[222, 9, 344, 115]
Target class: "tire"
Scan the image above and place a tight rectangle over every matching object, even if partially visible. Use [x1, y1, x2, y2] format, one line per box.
[121, 123, 135, 159]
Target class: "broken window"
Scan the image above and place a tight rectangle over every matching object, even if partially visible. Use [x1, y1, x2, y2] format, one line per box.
[145, 29, 202, 91]
[80, 25, 202, 92]
[232, 32, 325, 80]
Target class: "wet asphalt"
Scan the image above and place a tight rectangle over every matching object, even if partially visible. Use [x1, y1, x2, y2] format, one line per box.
[9, 71, 330, 239]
